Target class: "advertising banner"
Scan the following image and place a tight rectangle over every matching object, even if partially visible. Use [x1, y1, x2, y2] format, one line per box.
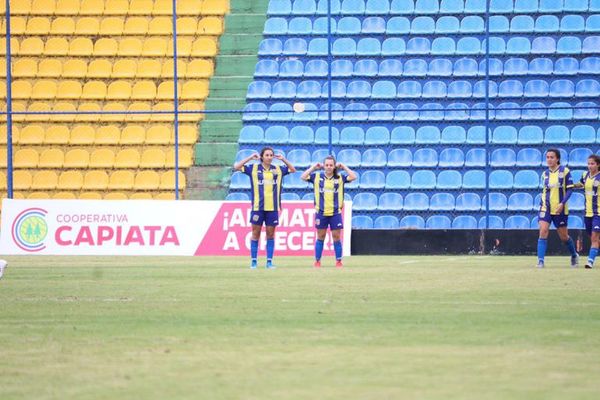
[0, 199, 352, 256]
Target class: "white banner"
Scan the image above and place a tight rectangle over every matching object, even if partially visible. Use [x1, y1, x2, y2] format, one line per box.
[0, 199, 352, 257]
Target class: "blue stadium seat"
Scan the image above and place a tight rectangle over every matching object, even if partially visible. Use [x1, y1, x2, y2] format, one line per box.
[314, 126, 340, 145]
[491, 148, 517, 167]
[583, 36, 600, 54]
[264, 126, 289, 144]
[416, 0, 439, 13]
[565, 0, 588, 11]
[492, 126, 518, 144]
[515, 0, 538, 12]
[344, 103, 369, 121]
[511, 16, 534, 33]
[421, 103, 445, 121]
[569, 148, 594, 167]
[407, 37, 431, 55]
[353, 193, 378, 211]
[280, 193, 300, 201]
[312, 17, 337, 34]
[283, 172, 308, 189]
[404, 193, 430, 211]
[562, 15, 585, 32]
[360, 170, 385, 189]
[364, 127, 389, 145]
[341, 0, 365, 14]
[369, 103, 395, 121]
[404, 59, 428, 77]
[352, 215, 374, 229]
[386, 17, 410, 34]
[571, 125, 596, 144]
[570, 169, 585, 183]
[332, 38, 356, 56]
[568, 215, 584, 229]
[545, 125, 570, 144]
[268, 0, 292, 15]
[539, 0, 564, 13]
[372, 81, 397, 99]
[550, 79, 575, 97]
[296, 81, 321, 99]
[288, 17, 312, 34]
[354, 59, 378, 77]
[279, 60, 304, 78]
[460, 16, 484, 33]
[557, 36, 582, 54]
[304, 60, 327, 77]
[247, 81, 271, 99]
[390, 127, 415, 145]
[238, 126, 263, 144]
[286, 149, 311, 168]
[473, 81, 498, 98]
[230, 172, 251, 189]
[430, 58, 453, 76]
[491, 0, 513, 12]
[521, 101, 547, 120]
[576, 79, 600, 97]
[234, 149, 257, 164]
[445, 103, 469, 121]
[243, 102, 268, 121]
[381, 38, 406, 56]
[514, 170, 540, 189]
[495, 102, 521, 120]
[483, 37, 506, 55]
[439, 148, 465, 167]
[347, 80, 371, 99]
[446, 80, 471, 98]
[506, 37, 531, 55]
[322, 81, 346, 98]
[387, 149, 412, 167]
[268, 103, 293, 121]
[292, 102, 318, 122]
[480, 216, 504, 229]
[548, 102, 574, 120]
[516, 148, 543, 167]
[470, 102, 493, 120]
[337, 16, 361, 34]
[366, 0, 390, 14]
[529, 58, 554, 75]
[499, 80, 524, 97]
[331, 60, 353, 77]
[411, 170, 436, 189]
[316, 0, 341, 14]
[423, 81, 447, 98]
[374, 216, 400, 229]
[531, 37, 556, 54]
[524, 80, 549, 97]
[357, 38, 381, 56]
[432, 37, 456, 55]
[226, 192, 250, 201]
[271, 81, 296, 98]
[307, 38, 328, 56]
[535, 15, 559, 33]
[255, 60, 279, 77]
[437, 170, 462, 189]
[466, 126, 487, 144]
[264, 17, 287, 35]
[283, 38, 307, 55]
[302, 193, 315, 201]
[378, 193, 403, 211]
[385, 170, 411, 189]
[413, 148, 438, 167]
[457, 37, 481, 55]
[441, 0, 464, 13]
[441, 126, 466, 144]
[490, 15, 510, 33]
[489, 170, 513, 189]
[570, 192, 585, 211]
[397, 81, 422, 98]
[411, 16, 435, 34]
[465, 148, 486, 167]
[453, 58, 478, 77]
[574, 101, 600, 120]
[362, 148, 387, 167]
[487, 192, 508, 211]
[426, 216, 452, 229]
[312, 149, 335, 164]
[436, 16, 460, 33]
[456, 193, 481, 211]
[395, 103, 419, 121]
[416, 126, 441, 144]
[505, 216, 531, 230]
[508, 193, 534, 211]
[478, 58, 503, 76]
[337, 149, 361, 168]
[518, 126, 543, 144]
[400, 215, 425, 230]
[587, 15, 600, 32]
[379, 59, 402, 77]
[504, 58, 528, 75]
[452, 216, 478, 229]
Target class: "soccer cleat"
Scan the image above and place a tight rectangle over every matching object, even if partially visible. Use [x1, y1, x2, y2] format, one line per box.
[0, 259, 7, 280]
[313, 260, 321, 268]
[585, 263, 593, 269]
[335, 260, 343, 269]
[536, 261, 544, 269]
[266, 260, 276, 269]
[250, 259, 257, 269]
[571, 254, 579, 268]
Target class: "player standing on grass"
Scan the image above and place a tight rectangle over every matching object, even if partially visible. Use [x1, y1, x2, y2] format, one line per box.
[574, 154, 600, 269]
[536, 149, 579, 268]
[301, 155, 356, 268]
[233, 147, 296, 269]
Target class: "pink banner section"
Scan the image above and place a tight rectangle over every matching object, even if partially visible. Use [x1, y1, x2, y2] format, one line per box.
[194, 202, 349, 256]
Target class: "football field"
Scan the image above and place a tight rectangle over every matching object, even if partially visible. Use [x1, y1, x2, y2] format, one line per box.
[1, 255, 599, 400]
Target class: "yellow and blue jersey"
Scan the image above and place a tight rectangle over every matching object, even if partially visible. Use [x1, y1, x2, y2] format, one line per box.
[540, 165, 573, 215]
[242, 164, 289, 211]
[308, 172, 349, 216]
[581, 171, 600, 217]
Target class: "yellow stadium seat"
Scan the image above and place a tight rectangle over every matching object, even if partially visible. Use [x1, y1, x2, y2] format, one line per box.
[123, 17, 148, 35]
[140, 148, 166, 167]
[148, 17, 171, 35]
[81, 81, 107, 100]
[186, 59, 213, 78]
[62, 59, 87, 78]
[63, 149, 90, 168]
[45, 125, 70, 144]
[38, 59, 63, 78]
[56, 171, 83, 190]
[30, 80, 57, 99]
[0, 148, 6, 167]
[136, 59, 161, 79]
[104, 192, 128, 200]
[191, 38, 217, 57]
[126, 102, 152, 123]
[26, 17, 51, 35]
[198, 17, 224, 35]
[159, 170, 186, 190]
[9, 17, 27, 35]
[129, 0, 154, 15]
[109, 171, 134, 190]
[80, 0, 104, 15]
[32, 0, 57, 14]
[120, 125, 145, 145]
[51, 101, 77, 123]
[39, 148, 64, 168]
[134, 171, 160, 190]
[0, 172, 5, 190]
[118, 38, 142, 56]
[166, 148, 193, 168]
[27, 192, 50, 199]
[32, 171, 58, 190]
[115, 148, 141, 168]
[95, 125, 121, 144]
[156, 192, 178, 200]
[26, 101, 52, 122]
[157, 81, 179, 100]
[53, 192, 77, 200]
[130, 192, 153, 200]
[177, 17, 198, 35]
[50, 17, 76, 35]
[69, 125, 95, 145]
[69, 37, 94, 56]
[112, 59, 137, 78]
[13, 59, 37, 78]
[177, 0, 202, 15]
[12, 192, 27, 200]
[18, 125, 44, 144]
[178, 124, 198, 144]
[94, 38, 118, 56]
[44, 37, 69, 56]
[152, 0, 172, 15]
[87, 59, 112, 78]
[101, 102, 127, 122]
[131, 81, 156, 100]
[160, 59, 186, 78]
[15, 148, 39, 168]
[74, 102, 100, 122]
[90, 148, 115, 168]
[151, 102, 174, 122]
[75, 17, 100, 35]
[202, 0, 230, 15]
[145, 125, 171, 145]
[0, 125, 19, 145]
[107, 80, 132, 100]
[83, 171, 109, 190]
[12, 80, 33, 99]
[100, 17, 125, 35]
[142, 38, 167, 57]
[182, 81, 209, 100]
[168, 38, 192, 57]
[104, 0, 129, 15]
[179, 101, 205, 122]
[0, 38, 19, 56]
[55, 0, 80, 15]
[56, 80, 83, 100]
[19, 37, 44, 56]
[79, 192, 102, 200]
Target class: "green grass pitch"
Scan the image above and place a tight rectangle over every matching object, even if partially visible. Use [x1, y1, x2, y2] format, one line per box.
[1, 255, 599, 400]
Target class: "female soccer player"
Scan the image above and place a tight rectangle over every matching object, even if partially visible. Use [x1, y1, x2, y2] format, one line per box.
[233, 147, 296, 269]
[536, 149, 578, 268]
[576, 154, 600, 269]
[301, 155, 357, 268]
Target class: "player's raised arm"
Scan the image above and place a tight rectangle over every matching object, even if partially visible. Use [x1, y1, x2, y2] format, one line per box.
[274, 154, 296, 173]
[337, 162, 357, 182]
[233, 152, 260, 171]
[301, 163, 322, 180]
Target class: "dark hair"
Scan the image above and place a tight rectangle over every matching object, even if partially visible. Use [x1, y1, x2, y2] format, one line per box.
[546, 148, 561, 165]
[259, 147, 274, 162]
[323, 155, 339, 178]
[588, 154, 600, 166]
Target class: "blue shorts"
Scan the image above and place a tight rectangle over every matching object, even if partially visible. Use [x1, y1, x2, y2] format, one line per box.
[250, 211, 279, 227]
[315, 213, 344, 230]
[538, 210, 568, 228]
[585, 216, 600, 235]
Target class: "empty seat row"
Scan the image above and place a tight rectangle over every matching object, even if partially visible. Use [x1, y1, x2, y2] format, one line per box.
[255, 57, 600, 78]
[247, 79, 600, 99]
[268, 0, 600, 16]
[2, 169, 186, 191]
[6, 37, 217, 57]
[1, 191, 178, 201]
[2, 124, 197, 145]
[5, 16, 223, 36]
[258, 36, 600, 56]
[242, 101, 600, 122]
[6, 0, 229, 16]
[12, 58, 213, 79]
[8, 147, 193, 169]
[264, 14, 600, 35]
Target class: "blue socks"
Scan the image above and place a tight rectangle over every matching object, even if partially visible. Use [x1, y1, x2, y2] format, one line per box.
[588, 247, 598, 266]
[334, 240, 343, 261]
[266, 239, 275, 262]
[564, 237, 577, 257]
[250, 239, 258, 263]
[315, 239, 324, 261]
[537, 238, 548, 264]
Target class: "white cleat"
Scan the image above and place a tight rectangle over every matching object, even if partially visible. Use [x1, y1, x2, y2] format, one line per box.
[0, 259, 7, 280]
[536, 261, 544, 269]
